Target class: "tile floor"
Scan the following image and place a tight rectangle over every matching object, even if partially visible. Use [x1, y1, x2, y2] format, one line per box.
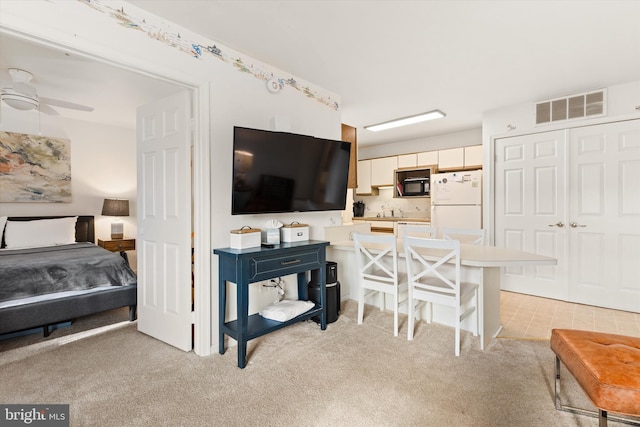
[498, 291, 640, 340]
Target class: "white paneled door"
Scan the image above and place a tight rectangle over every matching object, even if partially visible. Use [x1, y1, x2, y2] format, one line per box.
[568, 121, 640, 311]
[495, 119, 640, 312]
[495, 130, 567, 300]
[136, 91, 193, 350]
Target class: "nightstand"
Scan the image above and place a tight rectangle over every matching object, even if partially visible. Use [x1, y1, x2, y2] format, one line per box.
[98, 238, 136, 264]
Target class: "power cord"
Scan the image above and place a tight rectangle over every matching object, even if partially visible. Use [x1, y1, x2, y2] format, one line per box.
[264, 277, 285, 303]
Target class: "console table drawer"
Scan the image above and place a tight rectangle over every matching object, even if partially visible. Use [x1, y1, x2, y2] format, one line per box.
[250, 249, 322, 281]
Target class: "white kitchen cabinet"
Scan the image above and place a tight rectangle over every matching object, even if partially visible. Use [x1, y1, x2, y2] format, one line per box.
[417, 151, 438, 167]
[369, 220, 394, 233]
[397, 153, 417, 168]
[350, 219, 393, 233]
[395, 221, 431, 237]
[464, 145, 483, 168]
[356, 159, 373, 194]
[371, 156, 397, 187]
[438, 147, 464, 170]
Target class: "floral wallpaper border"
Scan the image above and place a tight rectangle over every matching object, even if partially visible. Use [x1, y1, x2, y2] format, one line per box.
[80, 0, 340, 111]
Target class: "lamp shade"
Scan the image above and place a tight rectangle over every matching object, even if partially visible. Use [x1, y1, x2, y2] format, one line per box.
[102, 198, 129, 217]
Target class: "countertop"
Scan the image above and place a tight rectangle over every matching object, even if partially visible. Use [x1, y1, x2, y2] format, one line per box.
[352, 216, 430, 222]
[329, 240, 557, 268]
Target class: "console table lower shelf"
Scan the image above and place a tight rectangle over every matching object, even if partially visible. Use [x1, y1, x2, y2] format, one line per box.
[214, 240, 329, 368]
[220, 307, 323, 341]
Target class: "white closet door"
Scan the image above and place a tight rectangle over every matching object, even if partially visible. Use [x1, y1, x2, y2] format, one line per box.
[568, 120, 640, 312]
[495, 130, 568, 300]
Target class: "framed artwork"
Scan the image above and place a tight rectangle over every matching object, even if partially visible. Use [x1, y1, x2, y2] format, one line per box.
[0, 131, 71, 203]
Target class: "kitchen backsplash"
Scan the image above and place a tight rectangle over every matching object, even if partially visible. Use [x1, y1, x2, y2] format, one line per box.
[354, 187, 430, 218]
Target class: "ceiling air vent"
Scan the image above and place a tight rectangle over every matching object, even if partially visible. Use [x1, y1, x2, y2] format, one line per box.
[536, 89, 606, 125]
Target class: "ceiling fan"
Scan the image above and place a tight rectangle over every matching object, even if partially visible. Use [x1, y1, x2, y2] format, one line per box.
[0, 68, 94, 115]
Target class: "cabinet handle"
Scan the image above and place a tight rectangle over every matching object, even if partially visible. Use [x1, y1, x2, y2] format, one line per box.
[281, 259, 302, 265]
[548, 222, 564, 228]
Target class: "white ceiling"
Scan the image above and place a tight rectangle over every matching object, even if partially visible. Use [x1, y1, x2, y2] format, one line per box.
[0, 34, 181, 129]
[2, 1, 640, 146]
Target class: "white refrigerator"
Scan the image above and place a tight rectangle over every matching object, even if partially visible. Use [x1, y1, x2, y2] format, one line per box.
[430, 170, 482, 237]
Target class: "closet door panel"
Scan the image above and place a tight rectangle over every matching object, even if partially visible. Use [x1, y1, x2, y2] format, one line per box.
[495, 130, 567, 299]
[568, 120, 640, 312]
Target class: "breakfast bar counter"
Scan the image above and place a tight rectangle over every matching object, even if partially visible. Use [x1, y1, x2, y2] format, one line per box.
[354, 217, 431, 222]
[327, 239, 557, 349]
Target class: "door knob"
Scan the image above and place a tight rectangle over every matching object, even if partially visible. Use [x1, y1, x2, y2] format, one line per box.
[570, 222, 586, 228]
[548, 222, 564, 228]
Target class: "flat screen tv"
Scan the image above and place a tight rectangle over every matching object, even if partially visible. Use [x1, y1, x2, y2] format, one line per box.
[232, 126, 352, 215]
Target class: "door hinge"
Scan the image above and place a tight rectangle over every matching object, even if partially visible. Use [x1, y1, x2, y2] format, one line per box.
[190, 118, 195, 146]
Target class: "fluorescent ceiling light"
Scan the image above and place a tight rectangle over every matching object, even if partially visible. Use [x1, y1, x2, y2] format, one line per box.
[364, 110, 446, 132]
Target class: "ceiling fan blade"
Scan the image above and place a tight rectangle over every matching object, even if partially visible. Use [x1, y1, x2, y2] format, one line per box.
[39, 103, 59, 116]
[40, 96, 94, 112]
[12, 82, 37, 98]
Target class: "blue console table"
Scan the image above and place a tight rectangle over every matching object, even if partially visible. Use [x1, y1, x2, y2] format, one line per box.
[214, 240, 329, 368]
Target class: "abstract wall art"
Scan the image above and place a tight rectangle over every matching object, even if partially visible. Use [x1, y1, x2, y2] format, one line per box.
[0, 131, 72, 203]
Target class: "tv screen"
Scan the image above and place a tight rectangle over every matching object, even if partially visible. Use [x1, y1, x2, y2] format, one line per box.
[232, 126, 351, 215]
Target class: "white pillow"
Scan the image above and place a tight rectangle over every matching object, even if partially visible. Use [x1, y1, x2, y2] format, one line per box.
[4, 216, 78, 249]
[259, 300, 315, 322]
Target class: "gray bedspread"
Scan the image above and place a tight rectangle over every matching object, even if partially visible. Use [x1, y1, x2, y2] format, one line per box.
[0, 243, 137, 303]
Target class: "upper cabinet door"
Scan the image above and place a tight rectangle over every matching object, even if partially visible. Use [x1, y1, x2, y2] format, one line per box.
[356, 159, 372, 194]
[438, 147, 464, 170]
[397, 153, 417, 168]
[417, 151, 438, 167]
[464, 145, 483, 168]
[371, 156, 398, 187]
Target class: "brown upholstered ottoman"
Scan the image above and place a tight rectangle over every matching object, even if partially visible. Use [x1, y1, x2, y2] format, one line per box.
[550, 329, 640, 426]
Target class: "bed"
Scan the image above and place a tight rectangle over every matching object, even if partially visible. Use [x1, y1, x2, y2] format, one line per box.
[0, 215, 137, 337]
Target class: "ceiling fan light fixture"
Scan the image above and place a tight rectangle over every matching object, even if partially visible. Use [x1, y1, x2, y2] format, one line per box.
[1, 90, 38, 111]
[1, 67, 93, 115]
[364, 109, 446, 132]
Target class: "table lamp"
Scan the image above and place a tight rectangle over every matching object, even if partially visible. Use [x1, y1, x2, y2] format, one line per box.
[102, 198, 129, 239]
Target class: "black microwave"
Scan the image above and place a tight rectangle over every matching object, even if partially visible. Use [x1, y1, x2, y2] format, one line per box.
[402, 177, 430, 196]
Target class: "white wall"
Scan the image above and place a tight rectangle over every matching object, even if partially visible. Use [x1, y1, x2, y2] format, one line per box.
[481, 79, 640, 243]
[208, 50, 343, 320]
[359, 127, 481, 160]
[0, 0, 344, 352]
[482, 80, 640, 143]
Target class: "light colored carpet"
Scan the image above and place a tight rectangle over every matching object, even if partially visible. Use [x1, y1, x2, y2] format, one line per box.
[0, 306, 132, 352]
[0, 301, 622, 426]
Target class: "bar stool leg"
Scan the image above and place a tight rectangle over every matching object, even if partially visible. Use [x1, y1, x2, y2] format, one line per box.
[555, 355, 562, 410]
[599, 409, 607, 427]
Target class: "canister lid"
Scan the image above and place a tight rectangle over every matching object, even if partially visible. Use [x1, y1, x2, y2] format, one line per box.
[282, 221, 308, 228]
[230, 226, 261, 234]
